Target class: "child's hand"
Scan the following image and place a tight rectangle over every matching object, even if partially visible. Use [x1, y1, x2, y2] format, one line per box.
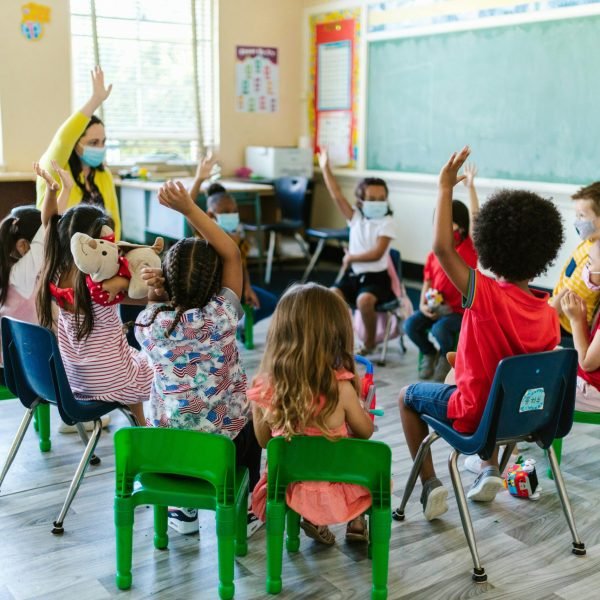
[141, 267, 168, 300]
[463, 162, 477, 188]
[195, 152, 218, 181]
[560, 291, 586, 322]
[90, 65, 112, 104]
[439, 146, 470, 189]
[51, 159, 74, 191]
[102, 276, 129, 302]
[419, 303, 437, 320]
[158, 180, 196, 215]
[244, 286, 260, 309]
[33, 161, 59, 192]
[318, 149, 330, 171]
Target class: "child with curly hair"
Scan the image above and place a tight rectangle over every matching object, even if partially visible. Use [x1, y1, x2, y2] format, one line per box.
[395, 147, 564, 522]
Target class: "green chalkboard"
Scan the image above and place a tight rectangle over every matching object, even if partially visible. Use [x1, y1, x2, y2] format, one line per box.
[366, 16, 600, 184]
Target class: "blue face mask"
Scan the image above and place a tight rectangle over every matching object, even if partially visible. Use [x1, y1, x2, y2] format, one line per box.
[80, 146, 106, 168]
[216, 212, 240, 233]
[574, 219, 596, 240]
[361, 201, 388, 220]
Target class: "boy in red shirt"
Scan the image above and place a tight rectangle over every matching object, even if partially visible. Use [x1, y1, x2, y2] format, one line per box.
[396, 147, 564, 521]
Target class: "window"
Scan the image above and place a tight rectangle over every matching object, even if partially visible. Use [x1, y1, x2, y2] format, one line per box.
[71, 0, 218, 164]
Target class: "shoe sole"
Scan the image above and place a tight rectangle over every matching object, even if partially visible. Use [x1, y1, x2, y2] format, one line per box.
[467, 476, 504, 502]
[168, 518, 199, 535]
[423, 486, 448, 521]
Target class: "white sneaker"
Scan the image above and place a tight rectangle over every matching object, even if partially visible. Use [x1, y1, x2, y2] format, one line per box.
[467, 467, 504, 502]
[168, 507, 199, 535]
[58, 415, 111, 433]
[247, 511, 263, 538]
[463, 454, 482, 474]
[516, 441, 530, 451]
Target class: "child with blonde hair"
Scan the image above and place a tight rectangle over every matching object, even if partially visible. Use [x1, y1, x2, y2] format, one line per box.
[250, 283, 375, 544]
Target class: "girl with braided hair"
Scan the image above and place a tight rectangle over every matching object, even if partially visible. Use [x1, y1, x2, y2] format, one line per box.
[135, 181, 261, 536]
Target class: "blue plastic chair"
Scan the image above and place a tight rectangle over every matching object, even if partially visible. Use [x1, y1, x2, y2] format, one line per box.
[0, 317, 139, 534]
[394, 349, 585, 582]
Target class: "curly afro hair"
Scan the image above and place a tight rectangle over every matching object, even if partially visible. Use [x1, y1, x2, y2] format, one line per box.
[473, 189, 564, 281]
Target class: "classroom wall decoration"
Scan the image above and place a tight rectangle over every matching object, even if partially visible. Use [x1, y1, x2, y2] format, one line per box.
[21, 2, 51, 40]
[235, 46, 279, 113]
[309, 8, 361, 168]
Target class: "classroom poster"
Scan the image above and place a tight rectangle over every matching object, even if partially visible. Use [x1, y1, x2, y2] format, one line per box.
[236, 46, 279, 113]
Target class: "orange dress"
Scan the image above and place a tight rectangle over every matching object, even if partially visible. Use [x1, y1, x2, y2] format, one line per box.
[250, 370, 372, 525]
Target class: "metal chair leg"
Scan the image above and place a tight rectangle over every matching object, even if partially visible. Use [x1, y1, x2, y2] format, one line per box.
[394, 431, 440, 520]
[300, 238, 325, 283]
[498, 443, 515, 474]
[75, 422, 101, 466]
[52, 419, 102, 535]
[294, 232, 311, 261]
[448, 450, 487, 583]
[377, 312, 394, 367]
[119, 407, 141, 427]
[546, 445, 586, 556]
[265, 231, 276, 284]
[0, 406, 36, 492]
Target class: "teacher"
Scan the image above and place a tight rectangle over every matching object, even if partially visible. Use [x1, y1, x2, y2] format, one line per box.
[36, 66, 121, 239]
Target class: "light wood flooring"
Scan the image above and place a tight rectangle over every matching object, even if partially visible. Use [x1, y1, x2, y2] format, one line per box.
[1, 318, 600, 600]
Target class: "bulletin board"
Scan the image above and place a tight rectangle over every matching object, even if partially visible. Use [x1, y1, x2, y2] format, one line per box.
[309, 9, 361, 168]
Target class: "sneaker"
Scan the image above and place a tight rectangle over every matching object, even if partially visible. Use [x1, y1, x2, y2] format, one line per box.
[58, 415, 110, 433]
[418, 353, 437, 379]
[463, 454, 482, 474]
[247, 511, 263, 538]
[432, 356, 451, 383]
[467, 467, 504, 502]
[516, 441, 530, 451]
[420, 477, 448, 521]
[168, 507, 199, 535]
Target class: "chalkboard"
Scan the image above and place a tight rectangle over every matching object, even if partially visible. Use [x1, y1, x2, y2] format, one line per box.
[366, 16, 600, 184]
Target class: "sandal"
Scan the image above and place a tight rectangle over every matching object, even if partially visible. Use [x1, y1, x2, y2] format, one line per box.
[345, 515, 369, 543]
[300, 519, 336, 546]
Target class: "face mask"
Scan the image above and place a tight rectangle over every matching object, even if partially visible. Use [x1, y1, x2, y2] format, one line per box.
[362, 201, 388, 220]
[574, 219, 596, 240]
[80, 146, 106, 168]
[216, 212, 240, 233]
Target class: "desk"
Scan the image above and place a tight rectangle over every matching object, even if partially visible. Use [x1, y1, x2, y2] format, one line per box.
[116, 178, 274, 243]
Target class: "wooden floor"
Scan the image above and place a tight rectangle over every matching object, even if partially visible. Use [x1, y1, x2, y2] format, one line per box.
[1, 317, 600, 600]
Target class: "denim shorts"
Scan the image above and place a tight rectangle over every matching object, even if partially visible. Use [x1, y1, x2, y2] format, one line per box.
[404, 382, 457, 425]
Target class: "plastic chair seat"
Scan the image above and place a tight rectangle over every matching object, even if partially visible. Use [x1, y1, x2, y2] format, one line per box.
[244, 218, 304, 233]
[305, 227, 350, 241]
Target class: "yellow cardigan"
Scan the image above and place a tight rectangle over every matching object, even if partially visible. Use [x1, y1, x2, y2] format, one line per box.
[36, 111, 121, 240]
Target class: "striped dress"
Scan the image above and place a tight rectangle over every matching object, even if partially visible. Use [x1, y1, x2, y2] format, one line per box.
[57, 302, 152, 404]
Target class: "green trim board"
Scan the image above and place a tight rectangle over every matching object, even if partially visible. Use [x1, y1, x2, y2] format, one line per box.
[366, 15, 600, 184]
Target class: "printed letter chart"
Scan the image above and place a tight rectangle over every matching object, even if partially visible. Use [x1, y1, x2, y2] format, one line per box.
[236, 46, 279, 113]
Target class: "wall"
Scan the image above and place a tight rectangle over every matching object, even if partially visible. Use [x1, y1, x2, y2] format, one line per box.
[0, 0, 72, 172]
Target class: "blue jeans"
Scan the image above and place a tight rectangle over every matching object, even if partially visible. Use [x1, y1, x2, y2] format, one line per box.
[404, 310, 462, 356]
[404, 382, 457, 425]
[251, 286, 278, 324]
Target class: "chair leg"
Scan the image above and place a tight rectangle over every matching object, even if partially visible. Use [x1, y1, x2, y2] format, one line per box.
[243, 304, 254, 351]
[498, 443, 515, 474]
[266, 500, 286, 594]
[235, 478, 249, 557]
[377, 312, 394, 367]
[394, 431, 440, 520]
[285, 509, 300, 553]
[119, 407, 141, 427]
[548, 437, 563, 480]
[546, 445, 586, 556]
[300, 238, 325, 283]
[52, 419, 102, 535]
[75, 422, 101, 466]
[399, 334, 407, 354]
[294, 232, 311, 261]
[369, 508, 391, 600]
[216, 504, 236, 600]
[154, 505, 169, 549]
[114, 497, 135, 590]
[36, 403, 51, 452]
[265, 231, 276, 285]
[0, 406, 36, 492]
[448, 450, 487, 583]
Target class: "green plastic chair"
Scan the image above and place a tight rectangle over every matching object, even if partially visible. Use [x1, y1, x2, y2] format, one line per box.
[113, 428, 249, 599]
[237, 303, 254, 350]
[265, 436, 392, 600]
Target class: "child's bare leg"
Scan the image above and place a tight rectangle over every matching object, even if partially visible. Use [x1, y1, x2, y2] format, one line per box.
[356, 292, 377, 349]
[398, 386, 436, 483]
[128, 402, 146, 426]
[481, 448, 499, 469]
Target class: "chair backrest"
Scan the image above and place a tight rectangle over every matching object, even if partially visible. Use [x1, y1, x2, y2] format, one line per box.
[273, 177, 311, 225]
[389, 248, 402, 281]
[114, 428, 238, 504]
[266, 436, 391, 510]
[1, 317, 75, 424]
[476, 349, 577, 457]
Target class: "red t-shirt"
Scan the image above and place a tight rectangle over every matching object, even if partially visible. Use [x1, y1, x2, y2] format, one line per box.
[577, 317, 600, 390]
[448, 269, 560, 433]
[423, 237, 478, 314]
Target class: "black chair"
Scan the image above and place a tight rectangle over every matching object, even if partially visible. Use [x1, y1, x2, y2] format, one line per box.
[243, 177, 312, 284]
[0, 317, 139, 534]
[394, 349, 585, 582]
[301, 227, 350, 283]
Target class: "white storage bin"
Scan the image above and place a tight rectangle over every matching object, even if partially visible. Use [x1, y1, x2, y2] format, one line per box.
[245, 146, 314, 179]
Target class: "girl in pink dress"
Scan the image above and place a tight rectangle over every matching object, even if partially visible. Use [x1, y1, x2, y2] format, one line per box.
[251, 283, 375, 545]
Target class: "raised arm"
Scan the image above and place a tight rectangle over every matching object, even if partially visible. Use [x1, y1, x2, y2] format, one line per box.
[189, 153, 218, 203]
[80, 66, 112, 118]
[463, 162, 480, 222]
[432, 146, 471, 298]
[318, 150, 354, 221]
[51, 160, 74, 214]
[157, 181, 243, 298]
[33, 162, 59, 227]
